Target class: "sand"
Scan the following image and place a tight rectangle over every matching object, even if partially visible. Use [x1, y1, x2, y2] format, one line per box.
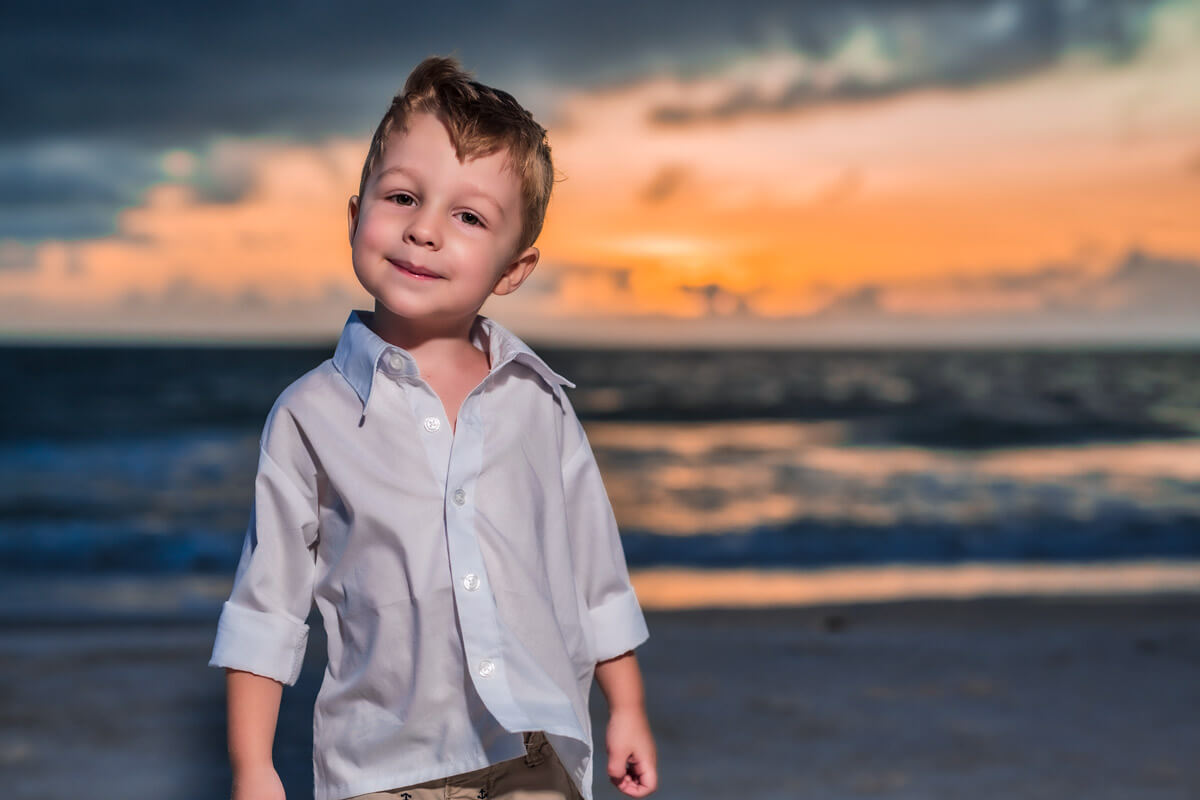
[2, 594, 1198, 800]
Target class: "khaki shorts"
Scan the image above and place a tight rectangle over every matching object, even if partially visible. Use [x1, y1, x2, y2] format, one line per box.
[346, 730, 583, 800]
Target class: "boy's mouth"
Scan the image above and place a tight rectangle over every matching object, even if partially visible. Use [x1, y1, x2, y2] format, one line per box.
[388, 258, 443, 279]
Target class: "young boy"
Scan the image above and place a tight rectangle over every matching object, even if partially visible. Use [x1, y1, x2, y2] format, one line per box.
[208, 56, 657, 800]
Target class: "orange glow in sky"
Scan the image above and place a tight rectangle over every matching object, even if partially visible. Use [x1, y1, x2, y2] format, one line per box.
[1, 1, 1197, 343]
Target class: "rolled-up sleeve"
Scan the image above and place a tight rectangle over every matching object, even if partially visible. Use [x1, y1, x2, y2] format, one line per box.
[208, 404, 320, 686]
[560, 404, 649, 663]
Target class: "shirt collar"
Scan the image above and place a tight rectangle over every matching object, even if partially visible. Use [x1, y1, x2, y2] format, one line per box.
[331, 309, 575, 417]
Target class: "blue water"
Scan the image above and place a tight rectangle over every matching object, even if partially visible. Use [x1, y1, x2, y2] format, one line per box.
[1, 342, 1199, 575]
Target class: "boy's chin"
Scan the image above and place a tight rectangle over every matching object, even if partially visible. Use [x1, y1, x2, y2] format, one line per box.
[368, 298, 487, 325]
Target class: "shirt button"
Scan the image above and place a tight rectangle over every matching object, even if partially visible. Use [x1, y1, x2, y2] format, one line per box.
[452, 488, 466, 506]
[386, 351, 405, 371]
[423, 416, 441, 432]
[463, 573, 480, 591]
[478, 659, 496, 677]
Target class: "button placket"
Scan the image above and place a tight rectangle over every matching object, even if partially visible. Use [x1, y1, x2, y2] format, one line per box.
[399, 378, 452, 494]
[445, 397, 498, 689]
[435, 388, 541, 729]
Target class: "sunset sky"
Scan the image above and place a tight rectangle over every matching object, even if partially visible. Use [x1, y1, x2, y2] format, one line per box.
[2, 0, 1198, 345]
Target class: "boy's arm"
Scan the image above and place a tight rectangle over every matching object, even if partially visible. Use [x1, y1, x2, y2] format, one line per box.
[210, 402, 320, 794]
[558, 395, 650, 665]
[594, 649, 644, 712]
[209, 404, 321, 687]
[225, 669, 291, 799]
[226, 668, 283, 770]
[558, 393, 656, 794]
[559, 405, 656, 794]
[595, 650, 658, 796]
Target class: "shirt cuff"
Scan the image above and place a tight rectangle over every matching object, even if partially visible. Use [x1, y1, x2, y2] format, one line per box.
[587, 586, 650, 663]
[208, 600, 310, 686]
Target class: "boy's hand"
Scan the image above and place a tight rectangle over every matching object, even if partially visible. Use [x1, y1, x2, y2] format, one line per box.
[605, 706, 658, 797]
[231, 762, 287, 800]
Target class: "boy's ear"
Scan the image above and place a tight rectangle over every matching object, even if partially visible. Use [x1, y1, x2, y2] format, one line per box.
[347, 195, 360, 244]
[492, 246, 539, 296]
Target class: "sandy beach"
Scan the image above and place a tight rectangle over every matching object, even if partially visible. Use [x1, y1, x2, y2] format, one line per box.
[3, 592, 1198, 800]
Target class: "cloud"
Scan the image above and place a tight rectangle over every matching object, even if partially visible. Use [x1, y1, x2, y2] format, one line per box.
[807, 247, 1200, 327]
[0, 239, 38, 272]
[639, 163, 692, 205]
[1084, 247, 1200, 314]
[646, 0, 1154, 125]
[0, 139, 365, 319]
[552, 261, 632, 291]
[678, 282, 756, 317]
[2, 1, 1198, 343]
[3, 0, 1187, 244]
[811, 284, 886, 317]
[0, 141, 163, 240]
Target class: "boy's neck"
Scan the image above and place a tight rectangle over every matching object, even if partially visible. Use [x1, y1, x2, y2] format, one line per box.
[368, 303, 490, 370]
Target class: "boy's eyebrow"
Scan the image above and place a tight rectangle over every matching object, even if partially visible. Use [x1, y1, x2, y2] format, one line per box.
[376, 165, 506, 220]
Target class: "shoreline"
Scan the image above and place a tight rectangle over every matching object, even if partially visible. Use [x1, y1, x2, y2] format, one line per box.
[2, 558, 1199, 627]
[3, 592, 1198, 799]
[1, 586, 1199, 627]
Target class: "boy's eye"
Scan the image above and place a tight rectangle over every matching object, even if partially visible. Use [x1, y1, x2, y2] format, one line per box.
[385, 193, 486, 229]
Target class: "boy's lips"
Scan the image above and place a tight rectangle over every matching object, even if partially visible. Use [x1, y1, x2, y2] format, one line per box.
[388, 258, 443, 279]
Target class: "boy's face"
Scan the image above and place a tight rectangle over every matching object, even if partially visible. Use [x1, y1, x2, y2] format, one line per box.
[347, 111, 538, 329]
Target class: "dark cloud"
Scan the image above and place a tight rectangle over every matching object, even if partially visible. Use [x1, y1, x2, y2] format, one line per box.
[554, 261, 632, 292]
[2, 0, 1162, 146]
[0, 1, 797, 147]
[0, 204, 122, 241]
[650, 0, 1154, 125]
[639, 164, 692, 205]
[0, 239, 38, 271]
[916, 248, 1200, 317]
[806, 246, 1200, 323]
[679, 282, 757, 316]
[1093, 247, 1200, 312]
[0, 142, 162, 239]
[0, 0, 1169, 242]
[812, 284, 886, 317]
[233, 286, 270, 311]
[943, 261, 1085, 292]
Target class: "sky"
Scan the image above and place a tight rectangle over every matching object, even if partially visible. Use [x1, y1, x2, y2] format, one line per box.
[1, 0, 1198, 345]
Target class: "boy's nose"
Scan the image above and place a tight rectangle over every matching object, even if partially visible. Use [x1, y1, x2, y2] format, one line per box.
[404, 222, 438, 248]
[402, 204, 441, 247]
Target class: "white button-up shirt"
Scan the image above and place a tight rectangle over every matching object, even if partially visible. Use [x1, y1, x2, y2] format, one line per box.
[208, 309, 650, 800]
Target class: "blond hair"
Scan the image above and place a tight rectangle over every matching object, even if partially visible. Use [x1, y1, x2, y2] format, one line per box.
[357, 55, 557, 255]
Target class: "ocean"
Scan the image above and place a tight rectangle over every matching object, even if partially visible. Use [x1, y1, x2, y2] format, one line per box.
[2, 341, 1199, 617]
